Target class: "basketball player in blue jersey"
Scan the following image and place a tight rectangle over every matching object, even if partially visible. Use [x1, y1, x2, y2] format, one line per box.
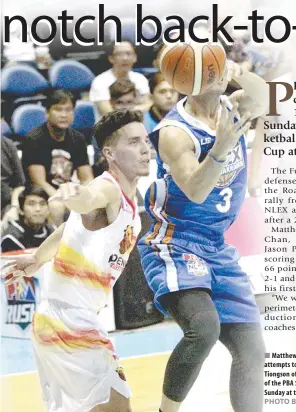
[138, 57, 269, 412]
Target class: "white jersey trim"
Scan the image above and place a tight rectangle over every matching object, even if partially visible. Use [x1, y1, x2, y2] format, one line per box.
[147, 179, 179, 292]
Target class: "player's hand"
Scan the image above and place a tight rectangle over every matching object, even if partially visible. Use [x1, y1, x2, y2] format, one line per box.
[1, 253, 39, 285]
[211, 101, 251, 161]
[49, 182, 81, 203]
[226, 60, 243, 82]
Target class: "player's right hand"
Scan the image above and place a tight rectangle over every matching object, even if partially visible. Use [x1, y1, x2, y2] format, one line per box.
[1, 253, 39, 285]
[49, 182, 81, 203]
[211, 101, 251, 161]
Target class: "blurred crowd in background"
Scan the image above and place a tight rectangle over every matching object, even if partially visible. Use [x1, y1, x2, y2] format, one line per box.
[1, 17, 291, 253]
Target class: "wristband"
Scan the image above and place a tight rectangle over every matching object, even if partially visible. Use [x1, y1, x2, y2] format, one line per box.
[208, 151, 227, 164]
[10, 205, 18, 209]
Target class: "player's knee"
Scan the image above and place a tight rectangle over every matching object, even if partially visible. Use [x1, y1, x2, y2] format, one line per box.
[184, 310, 220, 350]
[247, 336, 266, 368]
[236, 332, 266, 368]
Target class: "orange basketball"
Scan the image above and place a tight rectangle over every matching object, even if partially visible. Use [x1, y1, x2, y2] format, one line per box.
[160, 41, 226, 96]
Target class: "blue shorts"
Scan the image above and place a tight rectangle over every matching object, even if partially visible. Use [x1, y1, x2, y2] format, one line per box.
[137, 237, 260, 324]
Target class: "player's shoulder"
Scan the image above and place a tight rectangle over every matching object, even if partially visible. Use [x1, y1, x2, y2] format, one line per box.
[90, 172, 121, 200]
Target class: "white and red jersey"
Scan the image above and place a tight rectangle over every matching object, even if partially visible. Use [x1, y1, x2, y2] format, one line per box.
[41, 171, 141, 312]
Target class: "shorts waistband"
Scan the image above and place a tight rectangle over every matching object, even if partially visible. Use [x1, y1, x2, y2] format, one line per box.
[41, 298, 100, 314]
[159, 230, 225, 248]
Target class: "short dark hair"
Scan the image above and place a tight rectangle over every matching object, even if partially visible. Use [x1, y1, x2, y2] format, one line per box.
[19, 186, 49, 211]
[108, 39, 136, 56]
[46, 90, 75, 110]
[149, 72, 167, 94]
[93, 109, 143, 151]
[109, 79, 136, 100]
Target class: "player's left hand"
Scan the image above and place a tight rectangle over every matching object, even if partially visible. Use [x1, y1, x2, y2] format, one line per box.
[226, 60, 243, 82]
[1, 253, 39, 285]
[49, 182, 81, 203]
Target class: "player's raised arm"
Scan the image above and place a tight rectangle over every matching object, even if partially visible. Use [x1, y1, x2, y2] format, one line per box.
[228, 60, 269, 119]
[159, 102, 251, 204]
[48, 179, 120, 215]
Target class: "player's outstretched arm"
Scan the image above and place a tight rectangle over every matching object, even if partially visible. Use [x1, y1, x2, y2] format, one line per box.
[228, 60, 269, 119]
[159, 102, 251, 203]
[1, 223, 66, 284]
[49, 179, 120, 215]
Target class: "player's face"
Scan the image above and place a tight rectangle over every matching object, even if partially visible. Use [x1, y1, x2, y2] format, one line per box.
[111, 92, 137, 110]
[47, 100, 74, 129]
[153, 81, 179, 112]
[112, 122, 151, 179]
[22, 195, 49, 228]
[110, 42, 137, 72]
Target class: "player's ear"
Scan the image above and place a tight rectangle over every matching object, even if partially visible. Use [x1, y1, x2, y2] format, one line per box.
[102, 146, 115, 163]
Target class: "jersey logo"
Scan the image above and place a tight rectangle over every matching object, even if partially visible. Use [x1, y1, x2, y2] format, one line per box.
[119, 225, 136, 254]
[108, 254, 127, 272]
[183, 254, 208, 276]
[216, 141, 245, 188]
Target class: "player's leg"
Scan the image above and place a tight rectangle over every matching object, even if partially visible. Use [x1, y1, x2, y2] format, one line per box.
[212, 253, 265, 412]
[90, 388, 132, 412]
[159, 289, 220, 412]
[219, 323, 265, 412]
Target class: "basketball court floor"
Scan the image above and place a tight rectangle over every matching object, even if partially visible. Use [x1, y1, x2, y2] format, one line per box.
[1, 316, 296, 412]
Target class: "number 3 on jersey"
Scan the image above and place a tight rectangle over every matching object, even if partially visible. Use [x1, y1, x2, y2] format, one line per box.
[216, 188, 233, 213]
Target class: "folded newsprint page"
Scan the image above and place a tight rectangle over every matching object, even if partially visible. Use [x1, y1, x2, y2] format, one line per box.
[1, 1, 296, 411]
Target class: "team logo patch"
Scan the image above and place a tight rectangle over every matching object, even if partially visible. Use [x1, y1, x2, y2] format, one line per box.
[108, 254, 127, 272]
[116, 366, 127, 381]
[119, 225, 136, 254]
[5, 278, 36, 330]
[216, 141, 245, 188]
[183, 254, 208, 277]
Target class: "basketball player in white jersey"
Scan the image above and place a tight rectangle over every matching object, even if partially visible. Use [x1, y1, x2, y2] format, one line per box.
[2, 110, 151, 412]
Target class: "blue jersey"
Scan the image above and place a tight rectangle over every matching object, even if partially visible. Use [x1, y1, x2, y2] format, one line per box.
[144, 96, 247, 246]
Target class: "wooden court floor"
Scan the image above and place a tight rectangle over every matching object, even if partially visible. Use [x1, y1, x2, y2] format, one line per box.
[1, 353, 168, 412]
[2, 330, 296, 412]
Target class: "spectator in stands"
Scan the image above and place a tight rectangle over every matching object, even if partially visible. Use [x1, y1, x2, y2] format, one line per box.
[1, 136, 26, 232]
[1, 186, 54, 252]
[3, 21, 36, 67]
[22, 90, 94, 226]
[35, 46, 54, 79]
[144, 72, 179, 134]
[109, 78, 137, 110]
[89, 40, 151, 116]
[92, 79, 138, 176]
